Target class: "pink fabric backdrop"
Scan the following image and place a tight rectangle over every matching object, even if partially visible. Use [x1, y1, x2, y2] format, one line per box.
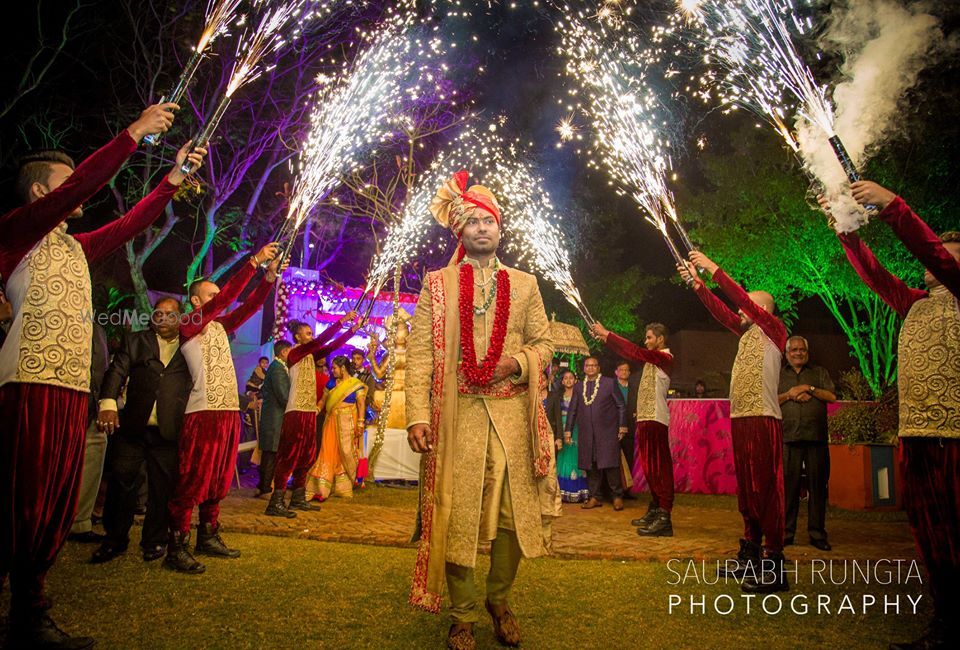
[631, 399, 844, 496]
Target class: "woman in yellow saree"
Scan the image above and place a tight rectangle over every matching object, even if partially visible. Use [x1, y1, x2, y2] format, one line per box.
[305, 356, 367, 500]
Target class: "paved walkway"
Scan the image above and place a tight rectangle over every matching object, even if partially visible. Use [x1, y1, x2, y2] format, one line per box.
[217, 482, 916, 562]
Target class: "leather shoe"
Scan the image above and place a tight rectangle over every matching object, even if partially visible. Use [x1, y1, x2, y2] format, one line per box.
[580, 497, 603, 509]
[810, 538, 832, 552]
[68, 531, 105, 544]
[7, 611, 94, 649]
[612, 497, 624, 511]
[91, 541, 127, 564]
[142, 544, 165, 561]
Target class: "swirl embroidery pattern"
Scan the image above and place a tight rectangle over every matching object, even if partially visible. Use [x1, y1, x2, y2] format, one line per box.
[898, 289, 960, 437]
[201, 322, 240, 410]
[729, 325, 766, 418]
[291, 354, 318, 412]
[17, 227, 91, 391]
[635, 363, 659, 421]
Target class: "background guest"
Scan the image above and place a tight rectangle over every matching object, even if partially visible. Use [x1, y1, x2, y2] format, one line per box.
[256, 340, 292, 498]
[777, 335, 836, 552]
[92, 297, 191, 565]
[565, 357, 628, 510]
[693, 380, 707, 398]
[614, 361, 639, 482]
[547, 370, 590, 503]
[245, 356, 270, 395]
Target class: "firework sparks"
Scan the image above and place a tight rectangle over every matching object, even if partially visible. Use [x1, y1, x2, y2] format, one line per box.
[282, 19, 444, 262]
[679, 0, 833, 149]
[226, 0, 311, 97]
[364, 121, 509, 296]
[145, 0, 242, 145]
[557, 14, 691, 269]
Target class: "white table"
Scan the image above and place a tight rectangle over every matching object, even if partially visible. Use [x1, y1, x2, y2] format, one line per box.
[365, 427, 420, 481]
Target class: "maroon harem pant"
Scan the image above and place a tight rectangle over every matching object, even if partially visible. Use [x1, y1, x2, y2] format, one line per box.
[167, 410, 240, 533]
[0, 383, 87, 612]
[731, 416, 785, 554]
[634, 420, 674, 512]
[272, 411, 318, 491]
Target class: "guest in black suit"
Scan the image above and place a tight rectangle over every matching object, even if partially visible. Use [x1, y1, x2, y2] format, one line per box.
[614, 361, 639, 475]
[91, 297, 191, 563]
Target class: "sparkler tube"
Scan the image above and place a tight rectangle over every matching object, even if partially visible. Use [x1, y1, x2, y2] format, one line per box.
[660, 231, 697, 287]
[672, 218, 697, 254]
[828, 135, 877, 212]
[180, 94, 233, 175]
[144, 49, 205, 146]
[827, 135, 861, 183]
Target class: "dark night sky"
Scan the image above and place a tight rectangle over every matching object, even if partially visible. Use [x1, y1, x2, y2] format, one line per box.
[2, 0, 957, 348]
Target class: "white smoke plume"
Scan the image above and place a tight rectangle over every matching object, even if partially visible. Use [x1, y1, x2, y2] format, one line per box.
[796, 0, 955, 232]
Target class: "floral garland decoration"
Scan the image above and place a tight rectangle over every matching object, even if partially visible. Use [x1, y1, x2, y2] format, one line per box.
[459, 262, 510, 386]
[582, 374, 601, 405]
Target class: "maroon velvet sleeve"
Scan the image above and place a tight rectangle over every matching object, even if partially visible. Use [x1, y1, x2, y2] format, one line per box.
[606, 333, 674, 374]
[218, 276, 275, 334]
[0, 131, 138, 278]
[878, 196, 960, 298]
[315, 328, 356, 360]
[712, 270, 787, 350]
[693, 281, 742, 336]
[75, 176, 177, 263]
[286, 322, 346, 367]
[179, 262, 257, 340]
[837, 232, 926, 319]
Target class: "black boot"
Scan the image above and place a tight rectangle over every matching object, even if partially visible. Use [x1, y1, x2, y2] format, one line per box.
[162, 530, 205, 574]
[741, 552, 790, 594]
[6, 609, 95, 649]
[264, 489, 297, 518]
[195, 523, 241, 558]
[637, 510, 673, 537]
[288, 487, 320, 512]
[889, 615, 952, 649]
[630, 502, 658, 528]
[717, 538, 760, 580]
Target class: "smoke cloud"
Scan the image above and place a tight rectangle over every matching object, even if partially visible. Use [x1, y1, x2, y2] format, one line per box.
[796, 0, 955, 232]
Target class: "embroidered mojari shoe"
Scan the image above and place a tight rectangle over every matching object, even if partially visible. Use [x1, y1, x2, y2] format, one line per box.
[446, 623, 476, 650]
[485, 600, 521, 647]
[580, 497, 603, 509]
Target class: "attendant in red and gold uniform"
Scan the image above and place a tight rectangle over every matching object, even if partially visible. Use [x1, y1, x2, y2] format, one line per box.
[592, 321, 675, 536]
[680, 251, 789, 594]
[828, 181, 959, 649]
[164, 244, 283, 574]
[264, 314, 359, 518]
[0, 103, 203, 647]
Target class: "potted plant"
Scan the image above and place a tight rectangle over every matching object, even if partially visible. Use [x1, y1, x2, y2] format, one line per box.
[827, 370, 900, 510]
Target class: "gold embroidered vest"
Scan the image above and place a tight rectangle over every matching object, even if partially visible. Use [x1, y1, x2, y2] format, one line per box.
[200, 322, 239, 410]
[287, 353, 318, 413]
[729, 324, 781, 419]
[11, 225, 92, 391]
[636, 363, 658, 422]
[897, 287, 960, 438]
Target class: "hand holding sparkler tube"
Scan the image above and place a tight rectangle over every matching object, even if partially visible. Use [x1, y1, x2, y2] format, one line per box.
[265, 255, 288, 284]
[590, 322, 610, 343]
[688, 250, 719, 277]
[677, 260, 705, 291]
[166, 141, 208, 186]
[127, 103, 179, 144]
[249, 242, 280, 269]
[850, 181, 896, 213]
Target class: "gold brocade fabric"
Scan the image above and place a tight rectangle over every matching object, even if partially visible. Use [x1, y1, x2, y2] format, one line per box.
[635, 363, 658, 421]
[729, 324, 765, 418]
[16, 225, 92, 391]
[898, 287, 960, 438]
[201, 322, 239, 410]
[290, 354, 317, 412]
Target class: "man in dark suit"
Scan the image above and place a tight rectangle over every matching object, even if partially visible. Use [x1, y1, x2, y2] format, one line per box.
[91, 297, 191, 564]
[565, 357, 628, 510]
[255, 340, 292, 497]
[614, 361, 639, 475]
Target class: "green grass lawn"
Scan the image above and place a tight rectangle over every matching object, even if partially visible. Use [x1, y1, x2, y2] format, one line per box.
[1, 528, 930, 649]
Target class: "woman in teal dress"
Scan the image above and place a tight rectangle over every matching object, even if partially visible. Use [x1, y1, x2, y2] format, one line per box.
[546, 370, 590, 502]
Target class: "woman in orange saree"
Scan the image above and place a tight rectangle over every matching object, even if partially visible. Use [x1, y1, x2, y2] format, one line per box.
[305, 356, 366, 500]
